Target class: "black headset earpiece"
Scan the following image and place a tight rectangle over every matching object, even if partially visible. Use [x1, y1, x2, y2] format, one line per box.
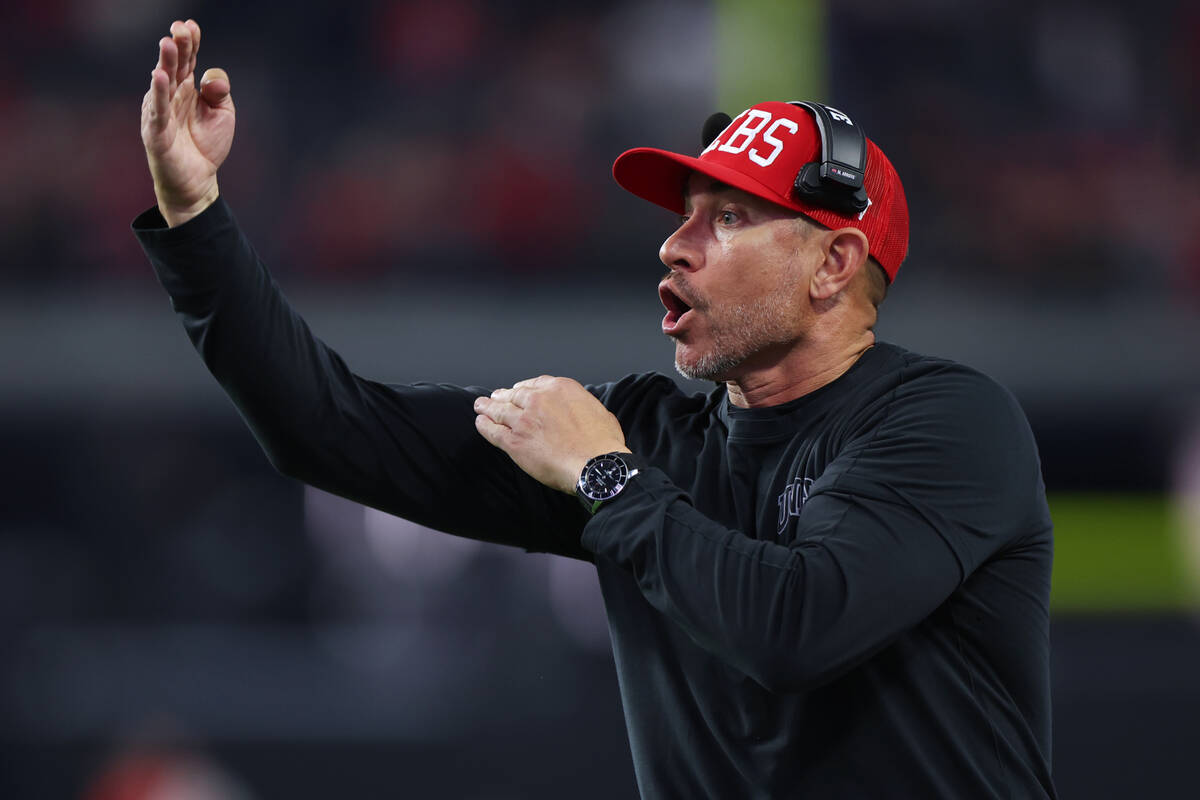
[788, 101, 870, 216]
[701, 112, 732, 149]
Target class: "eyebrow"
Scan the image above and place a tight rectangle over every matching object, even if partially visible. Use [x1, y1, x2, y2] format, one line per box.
[682, 179, 735, 212]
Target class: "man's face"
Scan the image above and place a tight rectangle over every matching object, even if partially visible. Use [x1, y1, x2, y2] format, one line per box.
[658, 174, 819, 382]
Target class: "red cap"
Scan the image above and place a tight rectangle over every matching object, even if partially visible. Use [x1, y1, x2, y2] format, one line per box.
[612, 100, 909, 281]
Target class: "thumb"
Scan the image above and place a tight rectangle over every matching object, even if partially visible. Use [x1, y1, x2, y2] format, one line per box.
[199, 68, 232, 107]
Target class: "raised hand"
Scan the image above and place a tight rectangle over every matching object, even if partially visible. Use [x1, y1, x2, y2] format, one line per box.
[141, 20, 235, 227]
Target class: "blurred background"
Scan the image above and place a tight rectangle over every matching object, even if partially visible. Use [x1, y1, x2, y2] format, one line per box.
[1, 0, 1198, 797]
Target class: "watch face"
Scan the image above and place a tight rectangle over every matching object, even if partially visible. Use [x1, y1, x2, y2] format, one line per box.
[580, 455, 629, 501]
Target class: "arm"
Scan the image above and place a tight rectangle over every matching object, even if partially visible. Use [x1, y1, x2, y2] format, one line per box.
[582, 469, 966, 692]
[479, 368, 1049, 691]
[137, 21, 587, 557]
[136, 201, 587, 555]
[593, 373, 1048, 692]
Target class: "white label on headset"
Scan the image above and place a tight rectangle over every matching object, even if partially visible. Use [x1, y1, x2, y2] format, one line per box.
[717, 110, 772, 155]
[749, 118, 799, 167]
[826, 106, 853, 125]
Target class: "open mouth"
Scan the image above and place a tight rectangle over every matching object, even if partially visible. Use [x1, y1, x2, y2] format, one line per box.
[659, 282, 694, 334]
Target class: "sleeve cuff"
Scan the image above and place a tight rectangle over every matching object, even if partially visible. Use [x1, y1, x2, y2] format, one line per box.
[131, 197, 248, 297]
[131, 196, 235, 249]
[580, 466, 690, 558]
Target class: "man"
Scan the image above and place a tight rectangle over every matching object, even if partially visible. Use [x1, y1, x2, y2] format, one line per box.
[137, 20, 1056, 799]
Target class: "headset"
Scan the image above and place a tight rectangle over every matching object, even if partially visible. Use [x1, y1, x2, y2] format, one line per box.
[701, 101, 869, 216]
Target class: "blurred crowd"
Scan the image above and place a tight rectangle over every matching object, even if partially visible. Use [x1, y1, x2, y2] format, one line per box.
[1, 0, 1196, 300]
[0, 0, 712, 289]
[834, 0, 1200, 300]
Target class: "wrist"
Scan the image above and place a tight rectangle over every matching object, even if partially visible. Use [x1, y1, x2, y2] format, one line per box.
[576, 451, 644, 515]
[156, 181, 220, 228]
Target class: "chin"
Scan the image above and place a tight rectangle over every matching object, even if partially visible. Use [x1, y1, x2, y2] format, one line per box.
[674, 344, 739, 383]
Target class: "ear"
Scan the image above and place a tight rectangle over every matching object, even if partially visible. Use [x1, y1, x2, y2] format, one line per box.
[809, 227, 870, 301]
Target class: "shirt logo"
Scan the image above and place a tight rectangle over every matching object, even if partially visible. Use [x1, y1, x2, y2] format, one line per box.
[776, 476, 814, 535]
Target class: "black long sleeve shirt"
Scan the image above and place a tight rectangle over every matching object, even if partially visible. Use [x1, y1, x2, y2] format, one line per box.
[134, 198, 1057, 799]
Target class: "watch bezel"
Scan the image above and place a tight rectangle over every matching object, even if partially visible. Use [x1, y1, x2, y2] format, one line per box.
[577, 452, 640, 514]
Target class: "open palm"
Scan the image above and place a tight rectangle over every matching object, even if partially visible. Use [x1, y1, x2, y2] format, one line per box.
[141, 20, 235, 226]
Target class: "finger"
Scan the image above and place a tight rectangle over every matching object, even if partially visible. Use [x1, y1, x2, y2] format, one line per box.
[473, 396, 501, 423]
[157, 36, 179, 96]
[145, 68, 171, 135]
[491, 387, 530, 408]
[199, 68, 231, 108]
[185, 19, 201, 78]
[170, 20, 193, 87]
[508, 386, 535, 408]
[512, 375, 555, 390]
[474, 414, 511, 449]
[477, 396, 522, 429]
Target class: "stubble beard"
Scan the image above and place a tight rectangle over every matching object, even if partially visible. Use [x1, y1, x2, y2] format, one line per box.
[672, 284, 800, 382]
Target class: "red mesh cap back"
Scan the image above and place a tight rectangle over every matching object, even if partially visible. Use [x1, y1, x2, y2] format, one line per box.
[612, 100, 909, 281]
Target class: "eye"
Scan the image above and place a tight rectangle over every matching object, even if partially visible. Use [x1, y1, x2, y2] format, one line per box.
[718, 209, 739, 225]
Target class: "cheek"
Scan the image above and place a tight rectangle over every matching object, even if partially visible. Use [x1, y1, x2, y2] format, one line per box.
[730, 253, 790, 300]
[715, 243, 770, 288]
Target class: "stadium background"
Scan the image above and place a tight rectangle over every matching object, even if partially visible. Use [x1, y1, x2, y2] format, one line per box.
[1, 0, 1198, 797]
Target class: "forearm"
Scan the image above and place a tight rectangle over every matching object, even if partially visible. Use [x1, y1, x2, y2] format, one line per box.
[581, 468, 964, 692]
[133, 199, 589, 555]
[135, 199, 342, 471]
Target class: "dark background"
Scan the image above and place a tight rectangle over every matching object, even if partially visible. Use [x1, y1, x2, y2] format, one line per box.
[1, 0, 1198, 797]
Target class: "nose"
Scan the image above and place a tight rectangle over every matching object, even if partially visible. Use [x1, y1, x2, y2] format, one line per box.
[659, 216, 703, 273]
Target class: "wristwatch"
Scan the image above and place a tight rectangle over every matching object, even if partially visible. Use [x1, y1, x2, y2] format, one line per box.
[576, 451, 642, 515]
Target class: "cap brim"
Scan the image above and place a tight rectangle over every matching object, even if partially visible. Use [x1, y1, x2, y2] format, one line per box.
[612, 147, 804, 216]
